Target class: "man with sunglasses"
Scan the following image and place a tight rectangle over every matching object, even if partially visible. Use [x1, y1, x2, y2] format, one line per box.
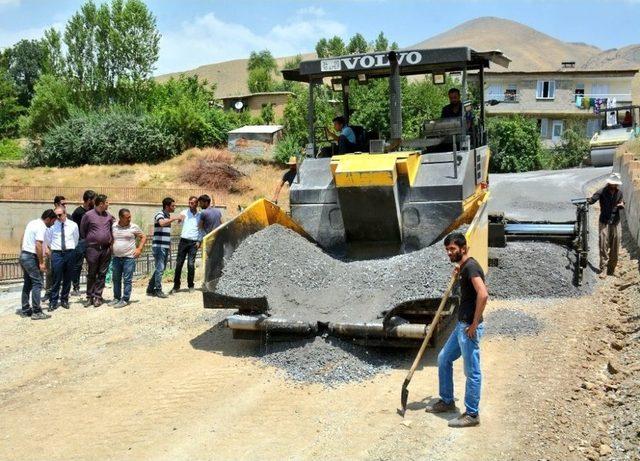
[45, 206, 79, 311]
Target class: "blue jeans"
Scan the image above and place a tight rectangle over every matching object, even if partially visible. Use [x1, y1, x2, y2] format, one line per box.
[112, 256, 136, 302]
[20, 251, 43, 313]
[438, 321, 485, 416]
[147, 247, 169, 293]
[50, 250, 76, 306]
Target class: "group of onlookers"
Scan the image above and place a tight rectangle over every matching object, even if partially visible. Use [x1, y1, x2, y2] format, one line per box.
[19, 191, 222, 320]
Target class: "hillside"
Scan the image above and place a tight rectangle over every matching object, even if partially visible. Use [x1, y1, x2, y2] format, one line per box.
[411, 17, 601, 72]
[155, 16, 640, 96]
[155, 53, 314, 98]
[580, 44, 640, 70]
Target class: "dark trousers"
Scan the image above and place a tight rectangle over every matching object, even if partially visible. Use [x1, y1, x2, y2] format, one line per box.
[85, 246, 112, 301]
[72, 239, 87, 291]
[44, 255, 52, 296]
[20, 251, 43, 314]
[147, 246, 169, 293]
[173, 238, 198, 290]
[112, 256, 135, 302]
[50, 250, 76, 306]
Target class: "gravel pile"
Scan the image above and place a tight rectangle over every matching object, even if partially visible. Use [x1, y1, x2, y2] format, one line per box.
[215, 224, 453, 323]
[255, 335, 408, 386]
[484, 309, 543, 338]
[487, 241, 596, 299]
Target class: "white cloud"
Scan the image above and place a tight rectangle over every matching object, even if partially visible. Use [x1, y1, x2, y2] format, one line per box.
[0, 0, 21, 6]
[0, 21, 64, 50]
[156, 8, 347, 75]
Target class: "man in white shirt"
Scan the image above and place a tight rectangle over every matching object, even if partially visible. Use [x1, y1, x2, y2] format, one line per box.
[20, 209, 57, 319]
[170, 196, 203, 294]
[46, 206, 80, 311]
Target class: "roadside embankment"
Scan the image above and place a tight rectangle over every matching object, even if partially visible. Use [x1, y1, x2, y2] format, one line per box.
[614, 144, 640, 246]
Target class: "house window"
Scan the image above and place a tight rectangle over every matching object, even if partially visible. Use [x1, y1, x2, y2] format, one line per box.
[551, 120, 564, 141]
[574, 83, 585, 102]
[539, 118, 549, 138]
[486, 83, 503, 101]
[505, 84, 518, 102]
[536, 80, 556, 99]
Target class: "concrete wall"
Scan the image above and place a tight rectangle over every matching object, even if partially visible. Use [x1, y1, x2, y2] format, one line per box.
[613, 150, 640, 246]
[0, 200, 228, 251]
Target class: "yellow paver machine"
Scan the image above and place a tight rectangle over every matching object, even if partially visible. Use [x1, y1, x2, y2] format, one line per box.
[202, 47, 510, 345]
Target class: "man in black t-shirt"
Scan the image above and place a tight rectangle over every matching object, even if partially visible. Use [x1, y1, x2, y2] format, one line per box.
[588, 173, 625, 278]
[271, 156, 297, 205]
[70, 190, 96, 295]
[425, 232, 489, 428]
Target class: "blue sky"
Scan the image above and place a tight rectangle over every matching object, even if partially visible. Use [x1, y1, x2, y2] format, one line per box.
[1, 0, 639, 75]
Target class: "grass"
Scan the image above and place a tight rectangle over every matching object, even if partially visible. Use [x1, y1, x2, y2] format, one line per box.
[0, 146, 288, 213]
[0, 139, 23, 162]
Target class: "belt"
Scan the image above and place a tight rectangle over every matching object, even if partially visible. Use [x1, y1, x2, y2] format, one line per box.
[20, 250, 37, 256]
[52, 249, 76, 253]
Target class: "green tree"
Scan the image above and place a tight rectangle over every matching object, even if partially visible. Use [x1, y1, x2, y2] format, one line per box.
[19, 74, 73, 137]
[390, 41, 399, 51]
[248, 67, 275, 93]
[326, 36, 346, 57]
[347, 33, 369, 54]
[42, 28, 65, 76]
[282, 54, 302, 70]
[315, 38, 329, 58]
[543, 123, 589, 169]
[0, 69, 24, 137]
[64, 0, 160, 107]
[374, 32, 389, 52]
[247, 50, 277, 73]
[487, 116, 543, 173]
[5, 39, 49, 106]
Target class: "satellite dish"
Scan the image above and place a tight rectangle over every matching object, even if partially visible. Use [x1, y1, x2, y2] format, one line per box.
[234, 101, 244, 110]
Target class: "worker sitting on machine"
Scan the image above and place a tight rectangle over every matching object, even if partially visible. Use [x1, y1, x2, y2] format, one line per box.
[441, 88, 473, 128]
[326, 116, 357, 154]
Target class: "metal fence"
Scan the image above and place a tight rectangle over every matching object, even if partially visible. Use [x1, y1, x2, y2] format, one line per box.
[0, 236, 201, 283]
[0, 185, 225, 205]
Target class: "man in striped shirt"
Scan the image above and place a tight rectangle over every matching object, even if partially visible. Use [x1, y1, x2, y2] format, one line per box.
[146, 197, 182, 298]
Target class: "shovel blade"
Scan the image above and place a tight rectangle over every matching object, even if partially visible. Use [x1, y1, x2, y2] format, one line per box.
[400, 379, 410, 416]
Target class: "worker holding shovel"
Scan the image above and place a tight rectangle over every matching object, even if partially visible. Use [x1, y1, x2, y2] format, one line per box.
[424, 232, 489, 428]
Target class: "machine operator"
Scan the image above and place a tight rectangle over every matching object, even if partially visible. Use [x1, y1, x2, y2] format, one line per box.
[326, 115, 357, 154]
[441, 88, 473, 130]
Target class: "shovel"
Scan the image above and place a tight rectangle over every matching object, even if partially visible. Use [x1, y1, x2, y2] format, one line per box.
[400, 273, 457, 417]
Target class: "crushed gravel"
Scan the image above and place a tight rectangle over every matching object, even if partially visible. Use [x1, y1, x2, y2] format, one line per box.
[215, 224, 454, 323]
[487, 241, 596, 299]
[484, 308, 543, 338]
[255, 335, 409, 386]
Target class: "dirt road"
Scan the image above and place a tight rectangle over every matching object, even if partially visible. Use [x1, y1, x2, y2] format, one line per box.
[1, 254, 638, 461]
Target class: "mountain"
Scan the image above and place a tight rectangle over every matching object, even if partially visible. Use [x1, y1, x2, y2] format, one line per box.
[410, 17, 601, 72]
[155, 53, 314, 98]
[580, 44, 640, 70]
[155, 17, 639, 97]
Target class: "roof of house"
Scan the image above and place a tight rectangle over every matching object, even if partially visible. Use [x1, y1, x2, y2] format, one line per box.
[484, 69, 639, 76]
[228, 125, 284, 134]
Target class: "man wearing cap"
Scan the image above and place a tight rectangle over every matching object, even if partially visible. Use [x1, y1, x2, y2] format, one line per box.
[588, 173, 624, 278]
[272, 157, 297, 205]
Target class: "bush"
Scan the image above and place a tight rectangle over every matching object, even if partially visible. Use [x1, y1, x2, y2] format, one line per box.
[148, 75, 230, 150]
[487, 116, 543, 173]
[180, 149, 246, 192]
[542, 126, 589, 169]
[20, 74, 73, 137]
[25, 111, 178, 167]
[274, 133, 303, 164]
[0, 138, 23, 161]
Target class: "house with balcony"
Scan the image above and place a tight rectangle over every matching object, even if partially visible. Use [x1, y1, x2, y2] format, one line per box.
[482, 65, 640, 143]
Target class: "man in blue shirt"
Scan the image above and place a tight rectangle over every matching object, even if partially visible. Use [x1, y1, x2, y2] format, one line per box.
[170, 196, 203, 294]
[328, 115, 357, 154]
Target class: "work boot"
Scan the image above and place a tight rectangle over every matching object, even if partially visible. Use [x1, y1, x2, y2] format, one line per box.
[155, 291, 168, 299]
[61, 301, 70, 309]
[425, 399, 457, 413]
[169, 288, 178, 295]
[93, 298, 103, 308]
[48, 303, 58, 312]
[83, 298, 93, 308]
[448, 412, 480, 428]
[31, 311, 52, 320]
